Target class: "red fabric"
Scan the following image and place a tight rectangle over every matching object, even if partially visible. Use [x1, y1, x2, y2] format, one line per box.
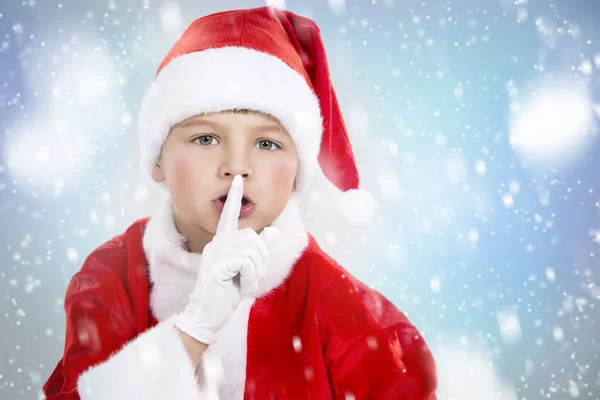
[43, 218, 437, 399]
[42, 219, 158, 399]
[156, 8, 313, 89]
[156, 6, 361, 194]
[245, 235, 437, 399]
[276, 11, 360, 193]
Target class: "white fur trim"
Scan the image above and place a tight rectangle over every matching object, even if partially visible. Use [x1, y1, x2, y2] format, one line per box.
[142, 195, 201, 322]
[142, 194, 308, 321]
[77, 315, 202, 400]
[197, 297, 255, 400]
[338, 188, 376, 227]
[137, 46, 323, 195]
[141, 194, 309, 399]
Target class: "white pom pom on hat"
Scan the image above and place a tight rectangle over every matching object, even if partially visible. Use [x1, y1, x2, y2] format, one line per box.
[337, 188, 376, 228]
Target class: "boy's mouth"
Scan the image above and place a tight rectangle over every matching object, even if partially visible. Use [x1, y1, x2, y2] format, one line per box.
[219, 195, 251, 206]
[214, 193, 257, 218]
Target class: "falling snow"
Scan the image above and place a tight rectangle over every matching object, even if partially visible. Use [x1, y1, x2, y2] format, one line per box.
[1, 0, 599, 399]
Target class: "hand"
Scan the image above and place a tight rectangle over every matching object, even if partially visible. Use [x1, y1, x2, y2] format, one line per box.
[174, 175, 279, 345]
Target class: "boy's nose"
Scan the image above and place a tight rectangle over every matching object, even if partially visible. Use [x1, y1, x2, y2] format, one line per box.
[218, 161, 253, 179]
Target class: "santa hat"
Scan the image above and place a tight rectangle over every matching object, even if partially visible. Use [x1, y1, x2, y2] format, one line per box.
[137, 6, 376, 227]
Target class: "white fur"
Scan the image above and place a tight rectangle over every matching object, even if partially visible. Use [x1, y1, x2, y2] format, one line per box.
[141, 194, 309, 398]
[137, 46, 323, 195]
[141, 195, 202, 321]
[337, 187, 377, 227]
[197, 297, 255, 400]
[77, 314, 202, 400]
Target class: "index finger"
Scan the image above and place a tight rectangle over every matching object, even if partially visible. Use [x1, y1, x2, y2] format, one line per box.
[216, 175, 243, 234]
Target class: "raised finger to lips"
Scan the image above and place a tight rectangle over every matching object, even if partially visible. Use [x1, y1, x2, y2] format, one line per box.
[216, 174, 244, 235]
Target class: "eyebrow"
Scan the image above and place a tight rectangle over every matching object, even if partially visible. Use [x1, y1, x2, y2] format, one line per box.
[177, 118, 286, 135]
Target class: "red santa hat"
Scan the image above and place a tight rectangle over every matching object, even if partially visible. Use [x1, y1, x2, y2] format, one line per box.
[137, 6, 376, 227]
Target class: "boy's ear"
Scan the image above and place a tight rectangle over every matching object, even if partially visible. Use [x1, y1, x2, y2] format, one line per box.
[292, 178, 297, 192]
[151, 159, 166, 183]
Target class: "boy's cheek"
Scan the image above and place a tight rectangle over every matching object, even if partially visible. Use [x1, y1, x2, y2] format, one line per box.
[170, 155, 207, 182]
[267, 159, 298, 186]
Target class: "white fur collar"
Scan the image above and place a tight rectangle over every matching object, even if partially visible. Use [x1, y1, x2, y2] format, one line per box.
[142, 195, 309, 322]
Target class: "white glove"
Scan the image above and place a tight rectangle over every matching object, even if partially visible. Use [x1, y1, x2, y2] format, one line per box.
[174, 175, 279, 345]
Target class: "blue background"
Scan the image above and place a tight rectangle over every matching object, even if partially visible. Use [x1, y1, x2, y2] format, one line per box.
[1, 0, 599, 399]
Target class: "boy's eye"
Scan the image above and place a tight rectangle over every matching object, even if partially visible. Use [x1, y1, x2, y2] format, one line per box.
[193, 135, 218, 146]
[255, 140, 281, 151]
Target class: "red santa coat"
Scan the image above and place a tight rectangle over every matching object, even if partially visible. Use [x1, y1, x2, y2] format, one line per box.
[43, 197, 437, 399]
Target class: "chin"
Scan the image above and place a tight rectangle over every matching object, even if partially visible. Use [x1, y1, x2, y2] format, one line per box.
[237, 218, 259, 231]
[239, 215, 271, 232]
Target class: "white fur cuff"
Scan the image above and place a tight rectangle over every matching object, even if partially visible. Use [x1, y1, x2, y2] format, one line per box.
[77, 314, 202, 400]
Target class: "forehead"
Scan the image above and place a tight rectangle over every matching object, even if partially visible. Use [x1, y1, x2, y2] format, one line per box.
[174, 110, 287, 133]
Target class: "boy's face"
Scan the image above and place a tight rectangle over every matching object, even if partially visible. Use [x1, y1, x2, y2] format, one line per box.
[152, 110, 298, 235]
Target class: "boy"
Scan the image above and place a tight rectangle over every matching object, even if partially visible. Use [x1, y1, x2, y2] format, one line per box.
[43, 6, 437, 400]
